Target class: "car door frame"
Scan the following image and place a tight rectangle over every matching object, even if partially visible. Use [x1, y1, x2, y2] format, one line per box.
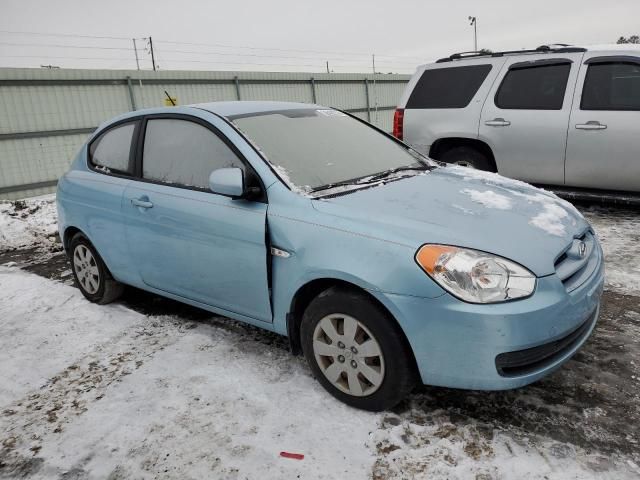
[123, 110, 275, 323]
[478, 52, 585, 185]
[80, 118, 142, 285]
[130, 112, 268, 200]
[564, 53, 640, 192]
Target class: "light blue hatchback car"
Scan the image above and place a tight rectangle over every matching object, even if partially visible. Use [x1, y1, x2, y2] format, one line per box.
[57, 101, 604, 411]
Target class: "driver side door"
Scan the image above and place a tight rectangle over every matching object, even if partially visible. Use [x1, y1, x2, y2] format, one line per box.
[123, 114, 272, 322]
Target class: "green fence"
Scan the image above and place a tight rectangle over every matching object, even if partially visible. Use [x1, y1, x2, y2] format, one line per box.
[0, 68, 410, 199]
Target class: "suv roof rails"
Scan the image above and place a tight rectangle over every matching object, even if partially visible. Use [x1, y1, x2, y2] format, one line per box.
[435, 44, 587, 63]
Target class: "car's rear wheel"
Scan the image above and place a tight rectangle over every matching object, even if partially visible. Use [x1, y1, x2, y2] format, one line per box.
[441, 146, 493, 171]
[300, 287, 416, 411]
[69, 233, 123, 304]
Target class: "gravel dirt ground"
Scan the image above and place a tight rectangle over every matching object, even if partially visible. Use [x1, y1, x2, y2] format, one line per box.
[0, 196, 639, 479]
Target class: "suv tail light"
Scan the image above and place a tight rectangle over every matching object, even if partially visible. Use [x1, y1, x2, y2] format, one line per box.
[393, 108, 404, 140]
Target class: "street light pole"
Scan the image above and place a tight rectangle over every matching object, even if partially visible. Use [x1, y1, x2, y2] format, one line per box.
[468, 16, 477, 51]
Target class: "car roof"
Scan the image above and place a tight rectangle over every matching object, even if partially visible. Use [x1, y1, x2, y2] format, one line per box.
[94, 101, 324, 132]
[424, 43, 640, 67]
[194, 100, 321, 117]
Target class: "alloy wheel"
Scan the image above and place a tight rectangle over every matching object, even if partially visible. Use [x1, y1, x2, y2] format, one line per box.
[73, 244, 100, 294]
[312, 313, 385, 397]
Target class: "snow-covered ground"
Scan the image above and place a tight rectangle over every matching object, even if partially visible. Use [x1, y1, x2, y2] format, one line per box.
[582, 206, 640, 296]
[1, 195, 639, 479]
[0, 196, 58, 253]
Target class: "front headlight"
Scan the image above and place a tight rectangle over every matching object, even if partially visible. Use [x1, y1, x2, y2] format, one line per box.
[415, 245, 536, 303]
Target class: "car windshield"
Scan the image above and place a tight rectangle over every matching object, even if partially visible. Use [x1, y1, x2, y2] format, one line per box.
[230, 108, 436, 194]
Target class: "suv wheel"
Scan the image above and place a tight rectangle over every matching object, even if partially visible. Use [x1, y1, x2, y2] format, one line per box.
[69, 233, 124, 304]
[300, 287, 416, 411]
[441, 146, 493, 171]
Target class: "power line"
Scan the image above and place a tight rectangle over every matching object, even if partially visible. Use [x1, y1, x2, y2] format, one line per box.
[0, 53, 411, 72]
[0, 30, 426, 61]
[156, 39, 427, 60]
[0, 41, 418, 66]
[0, 30, 137, 41]
[0, 31, 419, 72]
[154, 47, 419, 65]
[0, 41, 135, 51]
[0, 54, 143, 62]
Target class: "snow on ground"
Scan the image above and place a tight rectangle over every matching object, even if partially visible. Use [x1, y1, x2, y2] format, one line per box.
[0, 267, 145, 407]
[1, 195, 639, 478]
[1, 266, 638, 479]
[583, 206, 640, 296]
[0, 266, 376, 479]
[0, 195, 58, 253]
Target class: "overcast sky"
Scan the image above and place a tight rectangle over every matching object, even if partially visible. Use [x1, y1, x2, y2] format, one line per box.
[1, 0, 638, 73]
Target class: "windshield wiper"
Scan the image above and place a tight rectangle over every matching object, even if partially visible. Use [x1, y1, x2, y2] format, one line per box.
[310, 164, 434, 194]
[310, 177, 368, 193]
[364, 164, 433, 183]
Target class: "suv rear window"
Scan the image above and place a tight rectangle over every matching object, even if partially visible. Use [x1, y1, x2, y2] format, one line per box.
[406, 64, 492, 109]
[495, 63, 571, 110]
[581, 61, 640, 111]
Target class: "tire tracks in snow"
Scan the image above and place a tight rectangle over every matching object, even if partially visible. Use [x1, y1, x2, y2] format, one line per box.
[0, 316, 197, 478]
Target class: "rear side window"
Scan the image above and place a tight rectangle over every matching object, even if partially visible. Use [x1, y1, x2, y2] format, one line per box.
[89, 122, 136, 174]
[581, 62, 640, 111]
[495, 63, 571, 110]
[406, 64, 492, 109]
[142, 118, 243, 189]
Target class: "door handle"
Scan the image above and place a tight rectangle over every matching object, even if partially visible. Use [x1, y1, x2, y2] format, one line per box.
[575, 121, 607, 130]
[484, 118, 511, 127]
[131, 198, 153, 209]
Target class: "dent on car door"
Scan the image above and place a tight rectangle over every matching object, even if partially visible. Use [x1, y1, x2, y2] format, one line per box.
[565, 55, 640, 192]
[123, 116, 272, 322]
[479, 53, 584, 185]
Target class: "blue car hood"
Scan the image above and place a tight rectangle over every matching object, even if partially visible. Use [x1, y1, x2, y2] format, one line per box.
[311, 166, 589, 277]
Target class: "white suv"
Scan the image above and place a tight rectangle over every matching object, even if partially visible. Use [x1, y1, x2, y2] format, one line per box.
[394, 44, 640, 193]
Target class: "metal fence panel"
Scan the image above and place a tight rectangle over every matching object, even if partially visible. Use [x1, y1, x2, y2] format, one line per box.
[134, 82, 239, 108]
[0, 68, 410, 199]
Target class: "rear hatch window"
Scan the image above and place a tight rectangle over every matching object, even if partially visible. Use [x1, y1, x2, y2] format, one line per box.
[406, 64, 492, 109]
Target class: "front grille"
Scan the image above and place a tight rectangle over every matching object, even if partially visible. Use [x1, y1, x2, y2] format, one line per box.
[495, 309, 597, 377]
[554, 231, 599, 292]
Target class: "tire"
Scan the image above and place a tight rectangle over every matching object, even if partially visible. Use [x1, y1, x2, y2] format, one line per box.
[440, 146, 493, 171]
[69, 233, 124, 304]
[300, 287, 416, 411]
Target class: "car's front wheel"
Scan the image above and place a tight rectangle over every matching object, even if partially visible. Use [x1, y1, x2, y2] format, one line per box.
[69, 233, 124, 304]
[301, 287, 416, 411]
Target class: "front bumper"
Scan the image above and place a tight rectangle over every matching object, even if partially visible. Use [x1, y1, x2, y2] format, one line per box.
[376, 245, 605, 390]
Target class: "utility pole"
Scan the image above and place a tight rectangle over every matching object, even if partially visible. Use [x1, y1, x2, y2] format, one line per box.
[326, 61, 329, 73]
[149, 36, 156, 71]
[133, 38, 140, 70]
[468, 16, 477, 51]
[372, 54, 378, 124]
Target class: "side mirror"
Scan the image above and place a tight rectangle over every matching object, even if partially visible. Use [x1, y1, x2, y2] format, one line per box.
[209, 167, 245, 198]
